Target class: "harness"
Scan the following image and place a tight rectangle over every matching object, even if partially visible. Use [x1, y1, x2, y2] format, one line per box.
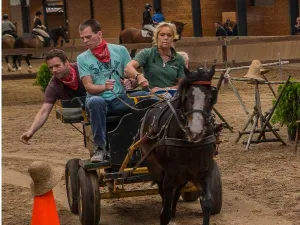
[128, 80, 218, 175]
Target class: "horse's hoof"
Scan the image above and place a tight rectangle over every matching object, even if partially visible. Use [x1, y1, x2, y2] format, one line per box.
[11, 68, 16, 72]
[167, 221, 176, 225]
[18, 67, 22, 71]
[28, 69, 32, 73]
[29, 65, 32, 69]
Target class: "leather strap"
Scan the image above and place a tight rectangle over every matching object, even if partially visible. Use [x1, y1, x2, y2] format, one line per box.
[159, 135, 216, 148]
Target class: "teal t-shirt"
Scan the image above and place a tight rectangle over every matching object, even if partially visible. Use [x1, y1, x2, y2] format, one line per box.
[77, 44, 131, 100]
[133, 47, 185, 88]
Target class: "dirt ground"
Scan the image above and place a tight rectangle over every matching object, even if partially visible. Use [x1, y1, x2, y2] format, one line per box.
[2, 60, 300, 225]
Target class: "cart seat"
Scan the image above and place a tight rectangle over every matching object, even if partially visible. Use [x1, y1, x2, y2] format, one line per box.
[56, 108, 83, 123]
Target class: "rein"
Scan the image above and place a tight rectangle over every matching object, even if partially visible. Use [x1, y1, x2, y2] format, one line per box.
[125, 79, 216, 177]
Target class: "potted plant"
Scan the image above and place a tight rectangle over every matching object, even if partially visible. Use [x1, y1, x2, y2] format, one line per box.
[271, 81, 300, 141]
[34, 63, 52, 92]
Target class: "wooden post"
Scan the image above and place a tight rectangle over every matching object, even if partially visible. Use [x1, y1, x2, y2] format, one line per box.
[257, 75, 291, 141]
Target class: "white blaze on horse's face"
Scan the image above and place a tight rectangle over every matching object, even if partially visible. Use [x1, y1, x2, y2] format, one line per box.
[188, 87, 206, 140]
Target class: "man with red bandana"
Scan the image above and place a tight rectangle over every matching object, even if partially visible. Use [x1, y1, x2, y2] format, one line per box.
[77, 19, 146, 163]
[20, 49, 86, 144]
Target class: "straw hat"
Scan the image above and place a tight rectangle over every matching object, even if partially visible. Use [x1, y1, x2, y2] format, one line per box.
[28, 161, 64, 196]
[244, 60, 269, 81]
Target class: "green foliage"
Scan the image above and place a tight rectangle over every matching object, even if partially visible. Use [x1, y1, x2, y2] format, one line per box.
[34, 63, 52, 92]
[271, 82, 300, 131]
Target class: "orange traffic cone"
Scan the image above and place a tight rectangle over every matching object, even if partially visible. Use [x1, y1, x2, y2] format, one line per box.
[28, 161, 63, 225]
[31, 190, 60, 225]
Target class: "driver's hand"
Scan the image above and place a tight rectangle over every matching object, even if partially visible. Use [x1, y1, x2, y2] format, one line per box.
[137, 75, 149, 88]
[20, 132, 32, 145]
[121, 79, 132, 90]
[105, 79, 115, 91]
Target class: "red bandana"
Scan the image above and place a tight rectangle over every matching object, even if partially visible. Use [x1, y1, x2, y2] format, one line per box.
[60, 65, 78, 90]
[91, 40, 111, 63]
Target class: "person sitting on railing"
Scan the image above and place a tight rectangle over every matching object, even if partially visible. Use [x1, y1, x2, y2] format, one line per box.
[77, 19, 148, 163]
[20, 49, 86, 144]
[124, 22, 185, 93]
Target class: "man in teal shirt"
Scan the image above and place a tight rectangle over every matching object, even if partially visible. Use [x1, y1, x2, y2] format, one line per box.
[77, 19, 142, 162]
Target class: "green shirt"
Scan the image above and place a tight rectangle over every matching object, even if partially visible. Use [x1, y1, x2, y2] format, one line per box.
[77, 44, 131, 100]
[133, 47, 185, 88]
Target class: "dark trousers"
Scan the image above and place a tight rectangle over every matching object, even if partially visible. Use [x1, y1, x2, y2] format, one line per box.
[2, 30, 18, 39]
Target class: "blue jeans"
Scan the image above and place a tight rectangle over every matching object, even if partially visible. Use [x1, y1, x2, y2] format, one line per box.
[86, 91, 149, 147]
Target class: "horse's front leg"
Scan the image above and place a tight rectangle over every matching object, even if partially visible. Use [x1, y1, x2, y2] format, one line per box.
[160, 175, 175, 225]
[5, 55, 12, 72]
[201, 175, 213, 225]
[171, 188, 181, 219]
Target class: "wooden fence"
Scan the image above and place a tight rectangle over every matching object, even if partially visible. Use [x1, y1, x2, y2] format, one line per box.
[3, 35, 300, 69]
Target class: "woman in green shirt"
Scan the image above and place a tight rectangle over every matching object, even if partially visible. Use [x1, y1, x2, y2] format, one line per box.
[124, 22, 185, 92]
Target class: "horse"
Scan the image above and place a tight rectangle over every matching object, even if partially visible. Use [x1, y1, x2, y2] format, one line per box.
[12, 26, 70, 72]
[119, 21, 186, 57]
[48, 26, 70, 47]
[2, 34, 16, 72]
[138, 66, 221, 225]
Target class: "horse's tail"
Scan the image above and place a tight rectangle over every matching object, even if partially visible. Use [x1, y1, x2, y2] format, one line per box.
[13, 37, 23, 49]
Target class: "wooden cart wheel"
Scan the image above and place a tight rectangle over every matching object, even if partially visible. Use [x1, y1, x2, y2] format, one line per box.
[203, 159, 222, 215]
[65, 158, 80, 214]
[77, 167, 100, 225]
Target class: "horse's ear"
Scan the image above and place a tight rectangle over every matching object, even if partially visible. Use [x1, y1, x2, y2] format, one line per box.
[184, 66, 190, 76]
[208, 66, 215, 79]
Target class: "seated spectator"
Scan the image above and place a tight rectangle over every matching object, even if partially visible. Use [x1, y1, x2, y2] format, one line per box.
[224, 19, 233, 36]
[152, 8, 165, 25]
[294, 17, 300, 35]
[215, 22, 227, 37]
[77, 19, 146, 163]
[124, 22, 185, 93]
[20, 49, 86, 144]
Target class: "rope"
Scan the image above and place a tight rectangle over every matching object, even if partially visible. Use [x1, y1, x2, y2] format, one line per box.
[110, 88, 168, 112]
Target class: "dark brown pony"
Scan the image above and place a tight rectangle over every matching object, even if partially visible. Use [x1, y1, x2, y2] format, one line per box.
[12, 26, 69, 72]
[119, 21, 186, 57]
[2, 34, 16, 72]
[139, 66, 222, 225]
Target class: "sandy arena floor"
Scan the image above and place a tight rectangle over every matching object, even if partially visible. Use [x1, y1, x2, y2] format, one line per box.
[2, 60, 300, 225]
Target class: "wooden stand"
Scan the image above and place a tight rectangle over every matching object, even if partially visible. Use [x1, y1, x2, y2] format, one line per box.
[236, 76, 291, 151]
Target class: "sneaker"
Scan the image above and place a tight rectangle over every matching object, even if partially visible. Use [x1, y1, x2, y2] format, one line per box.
[91, 149, 105, 163]
[104, 150, 111, 161]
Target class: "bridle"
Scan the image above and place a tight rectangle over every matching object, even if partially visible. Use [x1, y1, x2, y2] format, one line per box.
[167, 80, 214, 140]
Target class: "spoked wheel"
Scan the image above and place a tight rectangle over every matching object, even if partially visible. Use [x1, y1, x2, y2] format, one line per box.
[65, 158, 80, 214]
[78, 167, 100, 225]
[200, 159, 222, 214]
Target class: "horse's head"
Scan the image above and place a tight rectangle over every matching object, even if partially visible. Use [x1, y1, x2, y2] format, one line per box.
[177, 66, 217, 142]
[171, 21, 186, 41]
[60, 26, 70, 43]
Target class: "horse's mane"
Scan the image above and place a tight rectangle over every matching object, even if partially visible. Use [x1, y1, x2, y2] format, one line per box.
[177, 67, 212, 94]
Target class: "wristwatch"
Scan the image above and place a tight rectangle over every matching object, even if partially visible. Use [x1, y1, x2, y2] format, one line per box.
[134, 73, 142, 80]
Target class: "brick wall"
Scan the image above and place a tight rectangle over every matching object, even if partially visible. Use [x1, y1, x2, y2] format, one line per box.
[66, 0, 91, 38]
[64, 0, 298, 38]
[47, 12, 64, 29]
[2, 0, 9, 15]
[94, 0, 121, 38]
[247, 1, 290, 36]
[162, 0, 193, 37]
